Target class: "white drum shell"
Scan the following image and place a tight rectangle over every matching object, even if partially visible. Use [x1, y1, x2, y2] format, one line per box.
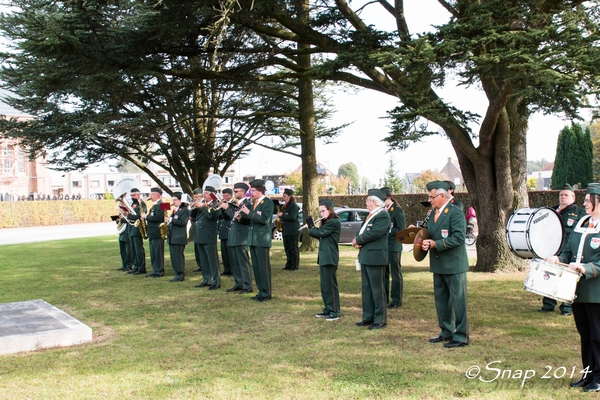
[524, 259, 580, 303]
[506, 207, 563, 259]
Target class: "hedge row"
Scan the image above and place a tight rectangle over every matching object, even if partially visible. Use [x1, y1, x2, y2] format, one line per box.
[0, 190, 585, 229]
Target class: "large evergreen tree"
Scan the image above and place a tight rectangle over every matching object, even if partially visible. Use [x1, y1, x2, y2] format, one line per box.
[552, 124, 593, 189]
[551, 126, 574, 189]
[383, 158, 403, 194]
[223, 0, 600, 271]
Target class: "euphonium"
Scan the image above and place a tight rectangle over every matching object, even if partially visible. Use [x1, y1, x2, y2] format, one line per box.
[116, 219, 127, 234]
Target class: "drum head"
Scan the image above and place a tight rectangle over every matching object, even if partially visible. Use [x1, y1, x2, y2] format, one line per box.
[527, 207, 563, 258]
[413, 228, 431, 261]
[396, 227, 422, 244]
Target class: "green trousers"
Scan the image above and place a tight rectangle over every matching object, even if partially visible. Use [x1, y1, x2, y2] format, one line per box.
[320, 264, 340, 317]
[361, 264, 387, 325]
[433, 272, 469, 344]
[389, 251, 403, 306]
[169, 244, 186, 276]
[148, 238, 164, 275]
[196, 243, 220, 286]
[250, 246, 271, 298]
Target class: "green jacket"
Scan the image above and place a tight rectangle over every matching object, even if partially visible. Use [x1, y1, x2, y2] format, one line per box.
[145, 201, 165, 240]
[355, 208, 390, 266]
[280, 201, 301, 235]
[224, 199, 251, 247]
[427, 202, 469, 275]
[218, 202, 234, 240]
[554, 203, 585, 253]
[247, 197, 274, 248]
[386, 202, 406, 253]
[559, 215, 600, 303]
[308, 217, 340, 267]
[167, 206, 189, 245]
[127, 200, 147, 237]
[450, 197, 464, 212]
[194, 206, 220, 244]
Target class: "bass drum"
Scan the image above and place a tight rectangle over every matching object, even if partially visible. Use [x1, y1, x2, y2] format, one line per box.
[506, 207, 563, 259]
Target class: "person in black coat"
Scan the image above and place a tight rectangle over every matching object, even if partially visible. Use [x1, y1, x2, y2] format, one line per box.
[167, 192, 190, 282]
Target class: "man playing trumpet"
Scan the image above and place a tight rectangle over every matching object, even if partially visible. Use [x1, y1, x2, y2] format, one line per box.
[193, 185, 221, 290]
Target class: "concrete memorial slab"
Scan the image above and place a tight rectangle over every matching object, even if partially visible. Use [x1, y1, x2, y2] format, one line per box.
[0, 299, 92, 355]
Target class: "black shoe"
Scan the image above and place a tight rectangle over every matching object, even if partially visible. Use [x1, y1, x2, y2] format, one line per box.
[123, 267, 132, 272]
[355, 320, 374, 327]
[316, 312, 329, 318]
[170, 275, 184, 282]
[388, 304, 399, 309]
[429, 335, 450, 343]
[152, 273, 164, 278]
[132, 270, 146, 275]
[538, 308, 554, 312]
[256, 296, 271, 302]
[570, 378, 592, 388]
[238, 289, 252, 294]
[128, 270, 138, 274]
[221, 272, 232, 276]
[368, 323, 387, 330]
[193, 267, 202, 272]
[195, 281, 210, 288]
[226, 287, 242, 292]
[561, 311, 572, 316]
[444, 340, 468, 348]
[282, 267, 291, 270]
[209, 285, 221, 290]
[145, 273, 156, 277]
[584, 382, 600, 392]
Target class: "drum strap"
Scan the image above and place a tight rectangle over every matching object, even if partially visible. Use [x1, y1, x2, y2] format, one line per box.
[573, 216, 600, 263]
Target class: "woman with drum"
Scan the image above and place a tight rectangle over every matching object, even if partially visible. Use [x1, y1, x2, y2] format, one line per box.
[547, 183, 600, 392]
[308, 199, 341, 321]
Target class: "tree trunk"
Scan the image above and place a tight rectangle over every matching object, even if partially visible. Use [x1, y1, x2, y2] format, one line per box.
[296, 0, 318, 252]
[458, 98, 529, 272]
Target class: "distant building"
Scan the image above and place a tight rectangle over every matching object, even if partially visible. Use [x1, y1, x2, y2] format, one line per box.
[401, 172, 420, 194]
[0, 115, 54, 201]
[528, 161, 553, 190]
[439, 157, 464, 191]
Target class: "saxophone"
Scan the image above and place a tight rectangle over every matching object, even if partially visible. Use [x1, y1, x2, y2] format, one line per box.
[135, 218, 148, 240]
[133, 200, 148, 240]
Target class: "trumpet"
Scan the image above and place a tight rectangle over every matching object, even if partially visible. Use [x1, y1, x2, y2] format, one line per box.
[299, 217, 324, 231]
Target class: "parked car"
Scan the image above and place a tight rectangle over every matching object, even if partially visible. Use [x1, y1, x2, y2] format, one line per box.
[271, 205, 369, 244]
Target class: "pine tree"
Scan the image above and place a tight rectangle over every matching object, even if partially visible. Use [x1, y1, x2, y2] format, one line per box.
[383, 158, 403, 194]
[551, 126, 572, 189]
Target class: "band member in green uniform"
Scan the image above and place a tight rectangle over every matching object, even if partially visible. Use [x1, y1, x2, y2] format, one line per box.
[240, 179, 274, 302]
[279, 188, 301, 270]
[380, 187, 406, 308]
[309, 199, 341, 321]
[421, 180, 470, 348]
[190, 188, 203, 273]
[539, 183, 585, 315]
[143, 187, 165, 278]
[444, 180, 464, 211]
[116, 214, 132, 271]
[167, 192, 189, 282]
[193, 186, 221, 289]
[219, 188, 233, 276]
[127, 188, 148, 275]
[352, 189, 391, 330]
[548, 183, 600, 392]
[222, 182, 253, 293]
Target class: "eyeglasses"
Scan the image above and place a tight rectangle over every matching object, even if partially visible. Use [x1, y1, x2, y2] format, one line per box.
[584, 199, 592, 204]
[428, 194, 442, 200]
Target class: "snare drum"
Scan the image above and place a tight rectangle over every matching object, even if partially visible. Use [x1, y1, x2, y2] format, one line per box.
[524, 259, 580, 303]
[506, 207, 563, 259]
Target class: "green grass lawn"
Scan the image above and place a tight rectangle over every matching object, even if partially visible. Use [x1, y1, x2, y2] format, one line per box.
[0, 238, 586, 399]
